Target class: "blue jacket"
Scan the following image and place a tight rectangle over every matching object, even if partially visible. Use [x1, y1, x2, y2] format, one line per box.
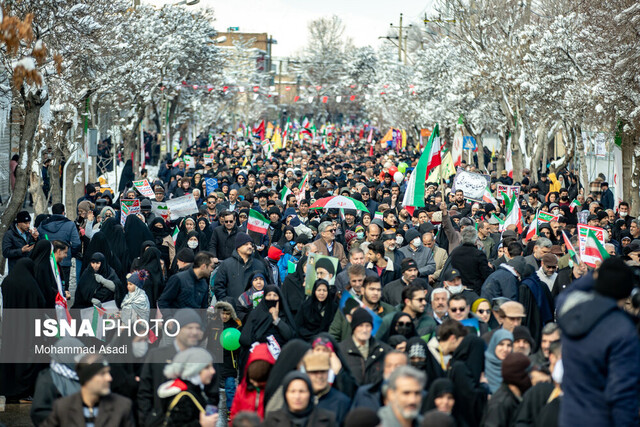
[557, 274, 640, 427]
[601, 188, 614, 210]
[481, 265, 519, 302]
[157, 268, 209, 311]
[37, 215, 81, 267]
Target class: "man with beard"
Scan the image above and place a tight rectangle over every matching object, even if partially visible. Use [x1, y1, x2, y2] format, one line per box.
[519, 253, 556, 346]
[378, 285, 436, 339]
[377, 366, 425, 426]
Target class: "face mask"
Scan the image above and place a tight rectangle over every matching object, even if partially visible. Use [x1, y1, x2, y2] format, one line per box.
[552, 209, 560, 215]
[396, 324, 412, 336]
[552, 358, 563, 384]
[395, 236, 404, 245]
[356, 232, 365, 240]
[620, 211, 628, 217]
[412, 238, 422, 247]
[411, 360, 427, 370]
[187, 240, 198, 249]
[132, 341, 149, 358]
[448, 285, 464, 295]
[265, 299, 278, 309]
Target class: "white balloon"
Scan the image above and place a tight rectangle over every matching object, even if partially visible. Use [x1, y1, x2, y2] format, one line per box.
[394, 171, 404, 184]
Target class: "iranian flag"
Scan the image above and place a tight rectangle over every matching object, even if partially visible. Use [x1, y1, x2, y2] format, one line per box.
[584, 228, 609, 265]
[172, 226, 179, 244]
[248, 209, 269, 235]
[525, 212, 538, 241]
[500, 193, 522, 233]
[402, 123, 441, 208]
[569, 199, 581, 213]
[527, 211, 559, 240]
[562, 230, 581, 265]
[482, 186, 497, 205]
[281, 186, 292, 203]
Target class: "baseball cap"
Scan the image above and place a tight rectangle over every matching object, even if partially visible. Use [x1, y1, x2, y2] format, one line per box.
[443, 268, 462, 282]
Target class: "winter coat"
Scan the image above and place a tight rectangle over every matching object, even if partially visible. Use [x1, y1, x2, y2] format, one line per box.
[2, 223, 37, 270]
[601, 188, 614, 210]
[366, 258, 401, 287]
[37, 215, 81, 267]
[557, 274, 640, 427]
[338, 336, 391, 386]
[230, 343, 276, 423]
[157, 268, 209, 312]
[519, 273, 555, 347]
[513, 382, 554, 427]
[351, 380, 385, 411]
[449, 335, 488, 427]
[398, 244, 436, 277]
[214, 251, 272, 304]
[382, 277, 431, 307]
[481, 265, 520, 302]
[263, 407, 336, 427]
[207, 225, 239, 261]
[448, 243, 493, 294]
[481, 383, 522, 427]
[307, 238, 348, 269]
[137, 344, 179, 425]
[317, 387, 351, 425]
[40, 392, 134, 427]
[157, 378, 215, 427]
[30, 368, 65, 426]
[334, 264, 378, 294]
[377, 405, 422, 427]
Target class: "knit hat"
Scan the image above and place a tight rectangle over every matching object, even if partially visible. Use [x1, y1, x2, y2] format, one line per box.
[594, 257, 635, 300]
[127, 270, 149, 289]
[176, 248, 195, 263]
[350, 307, 373, 331]
[315, 257, 335, 276]
[344, 408, 380, 427]
[512, 325, 535, 349]
[78, 201, 94, 213]
[471, 298, 490, 314]
[163, 347, 213, 379]
[16, 210, 31, 223]
[85, 183, 97, 195]
[312, 336, 335, 353]
[295, 234, 310, 245]
[507, 256, 528, 278]
[76, 355, 109, 385]
[235, 232, 253, 249]
[267, 245, 284, 262]
[173, 308, 204, 329]
[401, 258, 419, 273]
[501, 352, 532, 393]
[405, 228, 420, 243]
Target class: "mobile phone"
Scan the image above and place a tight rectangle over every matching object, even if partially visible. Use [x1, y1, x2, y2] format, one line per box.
[205, 405, 218, 416]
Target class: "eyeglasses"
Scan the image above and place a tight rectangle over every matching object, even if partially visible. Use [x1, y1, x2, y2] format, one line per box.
[449, 307, 467, 313]
[477, 309, 489, 314]
[223, 220, 235, 224]
[413, 298, 426, 302]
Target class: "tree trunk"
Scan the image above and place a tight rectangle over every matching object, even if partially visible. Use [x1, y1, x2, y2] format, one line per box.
[631, 141, 640, 217]
[621, 134, 634, 204]
[0, 89, 47, 269]
[574, 126, 588, 194]
[29, 170, 47, 215]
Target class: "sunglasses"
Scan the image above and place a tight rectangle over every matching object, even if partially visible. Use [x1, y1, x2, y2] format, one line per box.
[477, 309, 490, 314]
[396, 322, 412, 327]
[326, 229, 337, 233]
[449, 307, 467, 313]
[223, 220, 235, 224]
[413, 298, 426, 302]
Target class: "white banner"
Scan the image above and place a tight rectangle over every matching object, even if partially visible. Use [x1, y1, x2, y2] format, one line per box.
[451, 169, 490, 201]
[165, 194, 198, 220]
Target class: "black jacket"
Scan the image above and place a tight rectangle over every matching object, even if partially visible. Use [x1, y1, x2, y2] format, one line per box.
[263, 407, 336, 427]
[2, 223, 36, 270]
[213, 251, 272, 304]
[338, 336, 391, 386]
[207, 225, 238, 261]
[448, 243, 493, 294]
[158, 268, 209, 312]
[481, 383, 521, 427]
[137, 345, 178, 426]
[514, 382, 554, 427]
[449, 335, 488, 427]
[30, 368, 64, 426]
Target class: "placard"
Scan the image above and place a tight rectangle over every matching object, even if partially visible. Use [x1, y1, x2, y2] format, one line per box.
[132, 179, 154, 198]
[577, 224, 605, 267]
[205, 178, 218, 195]
[120, 199, 140, 226]
[165, 194, 199, 220]
[151, 201, 169, 220]
[203, 153, 215, 164]
[304, 253, 339, 296]
[496, 184, 521, 201]
[451, 168, 490, 201]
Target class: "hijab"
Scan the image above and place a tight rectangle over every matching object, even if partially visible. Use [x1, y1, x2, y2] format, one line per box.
[30, 240, 58, 307]
[244, 285, 295, 345]
[124, 214, 154, 266]
[381, 312, 417, 343]
[281, 256, 307, 317]
[425, 378, 455, 411]
[150, 216, 171, 239]
[197, 217, 213, 243]
[282, 371, 315, 426]
[295, 279, 337, 341]
[264, 339, 312, 410]
[484, 329, 514, 393]
[74, 252, 114, 309]
[121, 271, 150, 322]
[137, 245, 164, 307]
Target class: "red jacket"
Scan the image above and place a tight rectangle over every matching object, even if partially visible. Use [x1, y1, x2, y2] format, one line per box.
[229, 343, 276, 423]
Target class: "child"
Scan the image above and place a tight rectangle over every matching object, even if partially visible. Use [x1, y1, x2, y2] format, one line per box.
[121, 270, 150, 323]
[214, 301, 241, 424]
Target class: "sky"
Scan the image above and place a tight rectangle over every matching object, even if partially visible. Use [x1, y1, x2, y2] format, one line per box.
[147, 0, 435, 56]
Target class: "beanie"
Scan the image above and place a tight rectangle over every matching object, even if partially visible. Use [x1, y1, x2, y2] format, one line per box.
[512, 326, 535, 349]
[235, 232, 253, 249]
[501, 352, 532, 393]
[163, 347, 213, 379]
[401, 258, 418, 273]
[594, 257, 635, 300]
[86, 183, 96, 195]
[15, 210, 31, 223]
[127, 270, 149, 289]
[176, 248, 195, 263]
[405, 228, 420, 243]
[173, 308, 204, 329]
[76, 355, 109, 385]
[350, 307, 373, 331]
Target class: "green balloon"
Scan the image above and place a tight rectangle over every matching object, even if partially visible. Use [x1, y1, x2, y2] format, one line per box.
[221, 328, 241, 351]
[398, 162, 408, 174]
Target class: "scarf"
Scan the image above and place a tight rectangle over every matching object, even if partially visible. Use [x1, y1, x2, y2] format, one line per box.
[484, 329, 513, 393]
[50, 361, 81, 397]
[121, 287, 150, 322]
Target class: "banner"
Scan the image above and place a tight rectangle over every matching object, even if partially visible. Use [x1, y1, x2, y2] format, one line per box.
[577, 224, 606, 267]
[451, 169, 490, 202]
[205, 178, 218, 195]
[203, 153, 215, 164]
[120, 199, 140, 226]
[183, 155, 195, 168]
[132, 179, 154, 198]
[496, 184, 521, 201]
[151, 201, 169, 220]
[165, 194, 199, 220]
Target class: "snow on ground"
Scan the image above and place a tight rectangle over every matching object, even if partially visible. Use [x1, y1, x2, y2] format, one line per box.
[103, 161, 159, 190]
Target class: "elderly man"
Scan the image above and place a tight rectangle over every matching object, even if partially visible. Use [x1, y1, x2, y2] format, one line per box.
[429, 288, 450, 325]
[529, 322, 560, 367]
[424, 232, 448, 284]
[399, 228, 436, 279]
[519, 253, 556, 345]
[377, 366, 425, 427]
[303, 352, 351, 425]
[307, 221, 348, 268]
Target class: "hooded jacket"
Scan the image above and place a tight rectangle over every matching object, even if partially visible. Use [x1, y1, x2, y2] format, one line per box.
[214, 250, 272, 304]
[558, 277, 640, 427]
[229, 343, 276, 423]
[37, 214, 81, 267]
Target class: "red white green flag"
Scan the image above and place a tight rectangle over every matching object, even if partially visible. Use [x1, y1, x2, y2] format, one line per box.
[248, 209, 269, 235]
[584, 228, 609, 266]
[402, 123, 441, 208]
[525, 212, 538, 241]
[562, 230, 581, 265]
[569, 199, 581, 213]
[500, 192, 522, 233]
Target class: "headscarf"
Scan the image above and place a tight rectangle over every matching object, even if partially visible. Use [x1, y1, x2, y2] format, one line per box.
[282, 371, 315, 425]
[295, 279, 337, 341]
[387, 335, 408, 350]
[30, 240, 58, 307]
[264, 339, 312, 410]
[73, 252, 118, 309]
[238, 272, 267, 309]
[137, 245, 164, 307]
[281, 256, 307, 317]
[197, 217, 213, 243]
[424, 378, 455, 411]
[484, 329, 514, 393]
[381, 311, 417, 343]
[150, 216, 171, 239]
[121, 270, 150, 323]
[100, 218, 130, 276]
[124, 214, 154, 266]
[119, 159, 135, 192]
[242, 285, 295, 346]
[183, 230, 201, 253]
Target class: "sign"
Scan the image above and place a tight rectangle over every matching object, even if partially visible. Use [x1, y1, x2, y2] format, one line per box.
[577, 224, 605, 267]
[537, 211, 559, 223]
[462, 136, 477, 151]
[594, 133, 606, 158]
[120, 199, 140, 226]
[132, 179, 154, 198]
[205, 178, 218, 195]
[151, 201, 169, 220]
[451, 169, 490, 202]
[165, 194, 199, 220]
[496, 184, 521, 200]
[304, 253, 339, 296]
[203, 153, 215, 164]
[183, 155, 195, 168]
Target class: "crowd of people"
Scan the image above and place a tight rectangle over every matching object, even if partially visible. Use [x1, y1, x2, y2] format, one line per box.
[1, 129, 639, 427]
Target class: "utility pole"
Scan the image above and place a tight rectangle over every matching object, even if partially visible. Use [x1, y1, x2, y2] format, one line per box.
[398, 14, 403, 62]
[381, 14, 412, 63]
